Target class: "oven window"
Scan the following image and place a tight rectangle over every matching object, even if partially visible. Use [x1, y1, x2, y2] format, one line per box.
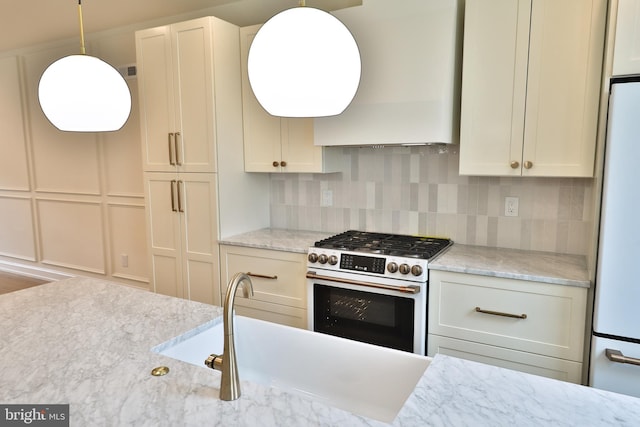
[313, 284, 415, 352]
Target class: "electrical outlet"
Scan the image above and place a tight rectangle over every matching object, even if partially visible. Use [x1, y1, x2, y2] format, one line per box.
[321, 189, 333, 207]
[505, 197, 519, 217]
[121, 254, 129, 268]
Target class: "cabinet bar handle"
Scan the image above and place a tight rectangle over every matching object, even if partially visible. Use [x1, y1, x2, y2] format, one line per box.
[168, 133, 176, 165]
[306, 271, 420, 294]
[170, 180, 178, 212]
[175, 132, 182, 166]
[246, 272, 278, 280]
[177, 180, 184, 212]
[606, 348, 640, 366]
[475, 306, 527, 319]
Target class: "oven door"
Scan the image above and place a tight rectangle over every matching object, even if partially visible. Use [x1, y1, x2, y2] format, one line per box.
[306, 270, 426, 355]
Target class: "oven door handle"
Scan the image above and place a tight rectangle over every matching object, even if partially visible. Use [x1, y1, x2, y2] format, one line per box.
[306, 271, 421, 294]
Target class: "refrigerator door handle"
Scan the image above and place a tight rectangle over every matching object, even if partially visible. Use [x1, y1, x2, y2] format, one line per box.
[606, 348, 640, 367]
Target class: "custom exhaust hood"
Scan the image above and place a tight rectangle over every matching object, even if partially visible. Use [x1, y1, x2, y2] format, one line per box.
[314, 0, 463, 146]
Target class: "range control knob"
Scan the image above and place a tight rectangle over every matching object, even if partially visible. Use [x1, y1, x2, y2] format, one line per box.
[318, 254, 328, 264]
[328, 255, 338, 265]
[411, 265, 423, 276]
[308, 253, 318, 263]
[399, 263, 410, 275]
[387, 262, 398, 273]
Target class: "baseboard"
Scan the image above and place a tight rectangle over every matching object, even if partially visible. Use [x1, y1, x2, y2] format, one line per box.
[0, 260, 74, 282]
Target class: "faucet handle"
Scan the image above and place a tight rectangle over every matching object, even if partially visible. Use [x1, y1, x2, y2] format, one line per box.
[205, 353, 223, 371]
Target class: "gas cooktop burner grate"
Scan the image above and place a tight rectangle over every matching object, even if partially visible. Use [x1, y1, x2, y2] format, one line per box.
[314, 230, 452, 260]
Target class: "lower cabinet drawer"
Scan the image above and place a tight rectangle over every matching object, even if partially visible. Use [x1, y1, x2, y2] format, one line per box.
[428, 334, 583, 384]
[428, 270, 587, 361]
[220, 245, 307, 328]
[234, 303, 307, 329]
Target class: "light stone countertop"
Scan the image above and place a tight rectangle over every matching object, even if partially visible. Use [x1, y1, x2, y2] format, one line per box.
[220, 229, 591, 288]
[219, 228, 333, 253]
[429, 244, 591, 288]
[2, 277, 638, 426]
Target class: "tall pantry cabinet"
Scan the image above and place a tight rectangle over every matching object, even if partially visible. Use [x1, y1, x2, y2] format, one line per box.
[136, 16, 269, 306]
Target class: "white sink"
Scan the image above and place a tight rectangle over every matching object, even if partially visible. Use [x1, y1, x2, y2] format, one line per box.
[153, 315, 430, 423]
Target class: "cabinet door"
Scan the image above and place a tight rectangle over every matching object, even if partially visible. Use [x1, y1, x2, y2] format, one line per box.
[613, 0, 640, 76]
[144, 172, 183, 298]
[171, 19, 217, 173]
[459, 0, 531, 176]
[523, 0, 606, 177]
[239, 25, 320, 173]
[460, 0, 605, 177]
[281, 119, 323, 173]
[136, 27, 177, 172]
[144, 173, 220, 305]
[240, 26, 284, 172]
[178, 174, 220, 305]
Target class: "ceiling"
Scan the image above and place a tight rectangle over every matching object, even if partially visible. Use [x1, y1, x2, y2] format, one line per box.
[0, 0, 361, 53]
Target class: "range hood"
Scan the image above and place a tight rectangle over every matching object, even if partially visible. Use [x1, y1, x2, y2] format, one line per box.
[314, 0, 463, 146]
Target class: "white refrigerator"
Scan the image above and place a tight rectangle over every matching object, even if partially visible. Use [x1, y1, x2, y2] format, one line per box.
[590, 76, 640, 397]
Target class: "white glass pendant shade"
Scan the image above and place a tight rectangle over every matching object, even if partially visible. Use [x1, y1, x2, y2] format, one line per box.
[248, 7, 361, 117]
[38, 54, 132, 132]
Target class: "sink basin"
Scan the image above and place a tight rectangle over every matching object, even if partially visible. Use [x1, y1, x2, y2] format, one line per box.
[153, 315, 430, 423]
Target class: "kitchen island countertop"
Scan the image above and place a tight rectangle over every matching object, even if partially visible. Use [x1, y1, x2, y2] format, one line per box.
[2, 277, 638, 426]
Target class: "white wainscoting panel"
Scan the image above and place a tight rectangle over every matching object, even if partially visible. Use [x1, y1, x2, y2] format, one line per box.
[37, 199, 105, 274]
[108, 203, 148, 283]
[22, 46, 101, 195]
[0, 196, 36, 261]
[0, 56, 30, 191]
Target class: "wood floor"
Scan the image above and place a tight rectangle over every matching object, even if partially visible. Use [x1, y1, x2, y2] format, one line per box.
[0, 271, 49, 295]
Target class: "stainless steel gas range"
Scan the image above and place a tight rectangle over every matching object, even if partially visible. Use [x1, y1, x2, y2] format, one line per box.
[306, 230, 452, 355]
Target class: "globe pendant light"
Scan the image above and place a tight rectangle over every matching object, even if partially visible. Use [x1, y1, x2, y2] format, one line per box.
[38, 0, 131, 132]
[247, 1, 361, 118]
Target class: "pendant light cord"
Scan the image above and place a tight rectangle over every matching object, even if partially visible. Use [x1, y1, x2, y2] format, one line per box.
[78, 0, 86, 54]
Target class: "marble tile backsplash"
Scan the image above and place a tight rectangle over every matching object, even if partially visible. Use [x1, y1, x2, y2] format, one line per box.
[269, 145, 594, 256]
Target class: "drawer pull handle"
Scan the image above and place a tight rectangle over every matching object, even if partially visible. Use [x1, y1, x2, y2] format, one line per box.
[246, 272, 278, 280]
[475, 306, 527, 319]
[606, 348, 640, 366]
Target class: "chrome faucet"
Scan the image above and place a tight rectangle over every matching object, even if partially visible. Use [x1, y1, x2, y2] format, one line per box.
[205, 272, 254, 401]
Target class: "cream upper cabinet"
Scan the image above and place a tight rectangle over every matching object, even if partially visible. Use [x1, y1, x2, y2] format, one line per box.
[144, 172, 220, 306]
[136, 17, 218, 173]
[459, 0, 607, 177]
[612, 0, 640, 76]
[240, 25, 338, 173]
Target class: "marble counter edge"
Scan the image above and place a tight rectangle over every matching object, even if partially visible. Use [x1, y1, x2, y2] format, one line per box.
[219, 228, 333, 254]
[428, 244, 591, 288]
